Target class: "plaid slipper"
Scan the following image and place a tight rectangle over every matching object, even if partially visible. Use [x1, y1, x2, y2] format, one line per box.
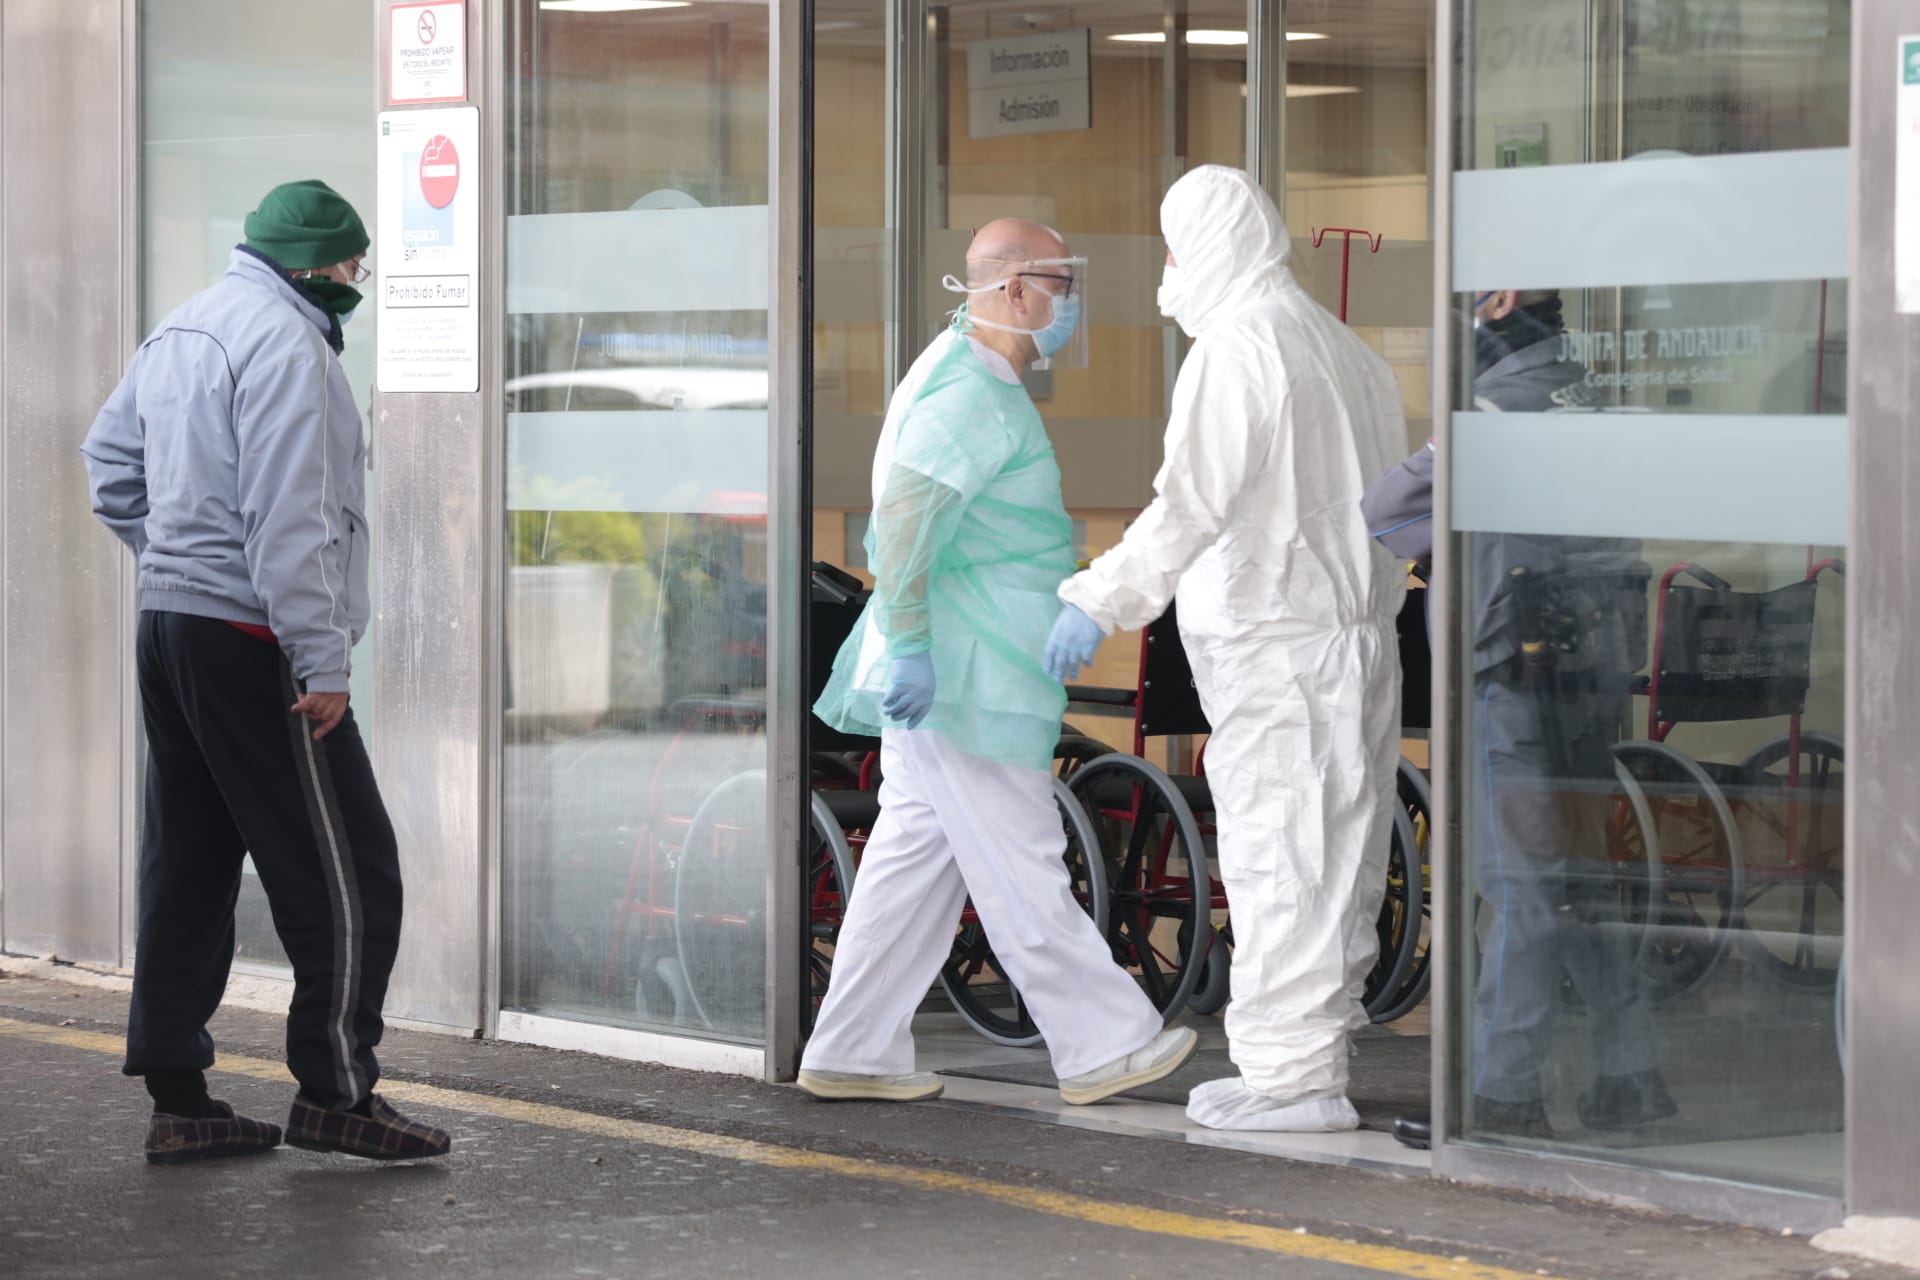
[145, 1102, 283, 1166]
[286, 1094, 452, 1161]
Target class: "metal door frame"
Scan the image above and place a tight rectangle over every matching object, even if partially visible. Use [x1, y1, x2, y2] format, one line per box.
[764, 0, 811, 1081]
[1843, 0, 1920, 1222]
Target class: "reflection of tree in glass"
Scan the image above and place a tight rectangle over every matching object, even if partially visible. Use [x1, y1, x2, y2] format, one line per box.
[509, 473, 649, 565]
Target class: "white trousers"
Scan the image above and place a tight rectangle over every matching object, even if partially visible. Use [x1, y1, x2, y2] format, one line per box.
[802, 729, 1163, 1081]
[1187, 621, 1401, 1102]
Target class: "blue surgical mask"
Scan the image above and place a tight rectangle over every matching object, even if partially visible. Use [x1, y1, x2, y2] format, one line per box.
[940, 268, 1086, 368]
[1032, 292, 1080, 357]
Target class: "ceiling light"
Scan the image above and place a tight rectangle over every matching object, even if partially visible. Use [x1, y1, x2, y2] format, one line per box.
[1108, 30, 1326, 45]
[539, 1, 690, 12]
[1286, 84, 1359, 98]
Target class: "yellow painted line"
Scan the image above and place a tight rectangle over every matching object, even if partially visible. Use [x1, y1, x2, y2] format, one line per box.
[0, 1016, 1554, 1280]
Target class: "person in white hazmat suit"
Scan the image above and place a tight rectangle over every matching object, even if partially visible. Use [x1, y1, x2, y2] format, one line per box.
[800, 218, 1198, 1105]
[1045, 167, 1407, 1133]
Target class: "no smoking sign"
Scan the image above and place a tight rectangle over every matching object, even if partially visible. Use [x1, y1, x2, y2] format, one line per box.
[377, 107, 479, 394]
[390, 1, 466, 105]
[419, 135, 459, 209]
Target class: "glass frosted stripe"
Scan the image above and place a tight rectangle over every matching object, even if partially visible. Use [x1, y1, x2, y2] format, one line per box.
[507, 206, 769, 315]
[1453, 149, 1849, 291]
[508, 410, 768, 514]
[1452, 412, 1846, 545]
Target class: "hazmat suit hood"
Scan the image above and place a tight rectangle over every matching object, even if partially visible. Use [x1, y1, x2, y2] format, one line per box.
[1158, 166, 1292, 337]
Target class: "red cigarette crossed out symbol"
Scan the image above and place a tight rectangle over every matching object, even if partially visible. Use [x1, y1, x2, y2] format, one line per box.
[418, 8, 436, 43]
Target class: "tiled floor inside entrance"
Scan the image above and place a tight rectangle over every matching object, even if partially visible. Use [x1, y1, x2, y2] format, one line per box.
[911, 1006, 1436, 1175]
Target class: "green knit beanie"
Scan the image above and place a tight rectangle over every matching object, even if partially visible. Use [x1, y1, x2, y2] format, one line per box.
[243, 180, 369, 271]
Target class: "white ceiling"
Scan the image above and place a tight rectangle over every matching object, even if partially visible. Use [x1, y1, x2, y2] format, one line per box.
[812, 1, 1434, 70]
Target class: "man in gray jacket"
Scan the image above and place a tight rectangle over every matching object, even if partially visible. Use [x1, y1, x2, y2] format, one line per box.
[83, 180, 449, 1165]
[1364, 290, 1669, 1149]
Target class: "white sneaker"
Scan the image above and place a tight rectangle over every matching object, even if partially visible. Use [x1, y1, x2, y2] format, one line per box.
[796, 1069, 945, 1102]
[1057, 1026, 1199, 1106]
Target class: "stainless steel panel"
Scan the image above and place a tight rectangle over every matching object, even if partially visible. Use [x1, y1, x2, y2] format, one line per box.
[1161, 1, 1190, 418]
[763, 0, 806, 1081]
[885, 0, 929, 394]
[1427, 0, 1458, 1163]
[480, 0, 510, 1042]
[369, 0, 488, 1033]
[117, 0, 142, 964]
[1, 0, 133, 965]
[1245, 0, 1285, 200]
[1845, 0, 1920, 1220]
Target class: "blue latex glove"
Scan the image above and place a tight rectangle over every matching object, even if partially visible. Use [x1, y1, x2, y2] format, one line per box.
[881, 652, 937, 729]
[1044, 604, 1107, 684]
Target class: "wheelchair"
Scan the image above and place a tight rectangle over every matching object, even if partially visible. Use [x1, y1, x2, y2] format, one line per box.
[1597, 557, 1843, 1003]
[1062, 596, 1433, 1026]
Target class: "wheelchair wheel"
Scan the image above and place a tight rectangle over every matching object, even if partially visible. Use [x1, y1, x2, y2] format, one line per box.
[1736, 731, 1843, 991]
[1372, 759, 1435, 1023]
[802, 791, 860, 1033]
[1542, 755, 1665, 1012]
[939, 778, 1109, 1046]
[674, 770, 770, 1034]
[1068, 754, 1212, 1020]
[1183, 924, 1232, 1016]
[1834, 957, 1846, 1072]
[1611, 741, 1744, 1003]
[1365, 799, 1426, 1021]
[1054, 732, 1115, 783]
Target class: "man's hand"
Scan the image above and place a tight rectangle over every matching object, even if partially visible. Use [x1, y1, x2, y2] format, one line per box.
[881, 653, 937, 729]
[1044, 604, 1107, 684]
[291, 691, 349, 740]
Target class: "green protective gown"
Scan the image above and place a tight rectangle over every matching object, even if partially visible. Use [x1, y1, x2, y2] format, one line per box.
[815, 321, 1075, 771]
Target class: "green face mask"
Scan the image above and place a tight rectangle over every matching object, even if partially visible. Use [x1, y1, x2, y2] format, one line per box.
[299, 276, 363, 320]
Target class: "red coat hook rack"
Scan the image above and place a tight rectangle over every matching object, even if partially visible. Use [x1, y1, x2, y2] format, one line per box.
[1310, 226, 1384, 324]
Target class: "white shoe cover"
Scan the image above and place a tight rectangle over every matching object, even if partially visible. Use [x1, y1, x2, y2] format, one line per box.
[1185, 1077, 1360, 1132]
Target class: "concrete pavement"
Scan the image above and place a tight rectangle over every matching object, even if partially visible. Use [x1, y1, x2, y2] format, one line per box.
[0, 970, 1905, 1280]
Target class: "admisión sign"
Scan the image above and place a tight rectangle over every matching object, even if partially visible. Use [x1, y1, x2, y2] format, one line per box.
[968, 29, 1091, 140]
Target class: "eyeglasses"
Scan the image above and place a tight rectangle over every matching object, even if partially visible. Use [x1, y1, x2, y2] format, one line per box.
[1016, 271, 1076, 298]
[307, 261, 371, 285]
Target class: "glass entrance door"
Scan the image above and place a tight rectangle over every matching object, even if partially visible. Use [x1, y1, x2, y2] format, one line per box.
[1441, 0, 1850, 1196]
[499, 0, 777, 1057]
[809, 0, 1442, 1072]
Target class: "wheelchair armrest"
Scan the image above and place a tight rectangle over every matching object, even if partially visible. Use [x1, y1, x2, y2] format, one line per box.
[1064, 684, 1137, 708]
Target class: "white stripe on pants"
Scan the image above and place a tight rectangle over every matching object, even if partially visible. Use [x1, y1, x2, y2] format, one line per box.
[802, 728, 1163, 1081]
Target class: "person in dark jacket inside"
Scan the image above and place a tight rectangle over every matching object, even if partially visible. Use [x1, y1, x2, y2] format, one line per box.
[1363, 289, 1672, 1149]
[82, 180, 450, 1166]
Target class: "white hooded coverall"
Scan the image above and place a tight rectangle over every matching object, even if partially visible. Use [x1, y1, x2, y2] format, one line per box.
[1059, 166, 1407, 1105]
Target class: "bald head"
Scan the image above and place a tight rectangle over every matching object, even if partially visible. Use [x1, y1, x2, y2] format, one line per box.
[965, 218, 1069, 287]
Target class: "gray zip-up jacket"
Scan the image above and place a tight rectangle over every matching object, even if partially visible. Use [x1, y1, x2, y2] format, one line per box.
[81, 247, 369, 692]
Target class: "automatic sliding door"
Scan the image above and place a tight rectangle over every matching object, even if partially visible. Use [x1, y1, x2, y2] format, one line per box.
[500, 1, 775, 1051]
[1442, 0, 1850, 1196]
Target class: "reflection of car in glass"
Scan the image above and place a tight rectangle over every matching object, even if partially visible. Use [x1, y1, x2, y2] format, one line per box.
[505, 367, 769, 412]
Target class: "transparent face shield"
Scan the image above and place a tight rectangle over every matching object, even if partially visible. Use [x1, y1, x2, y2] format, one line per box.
[940, 256, 1089, 371]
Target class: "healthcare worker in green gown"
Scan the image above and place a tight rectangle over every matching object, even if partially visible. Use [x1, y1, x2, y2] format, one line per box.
[800, 219, 1196, 1105]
